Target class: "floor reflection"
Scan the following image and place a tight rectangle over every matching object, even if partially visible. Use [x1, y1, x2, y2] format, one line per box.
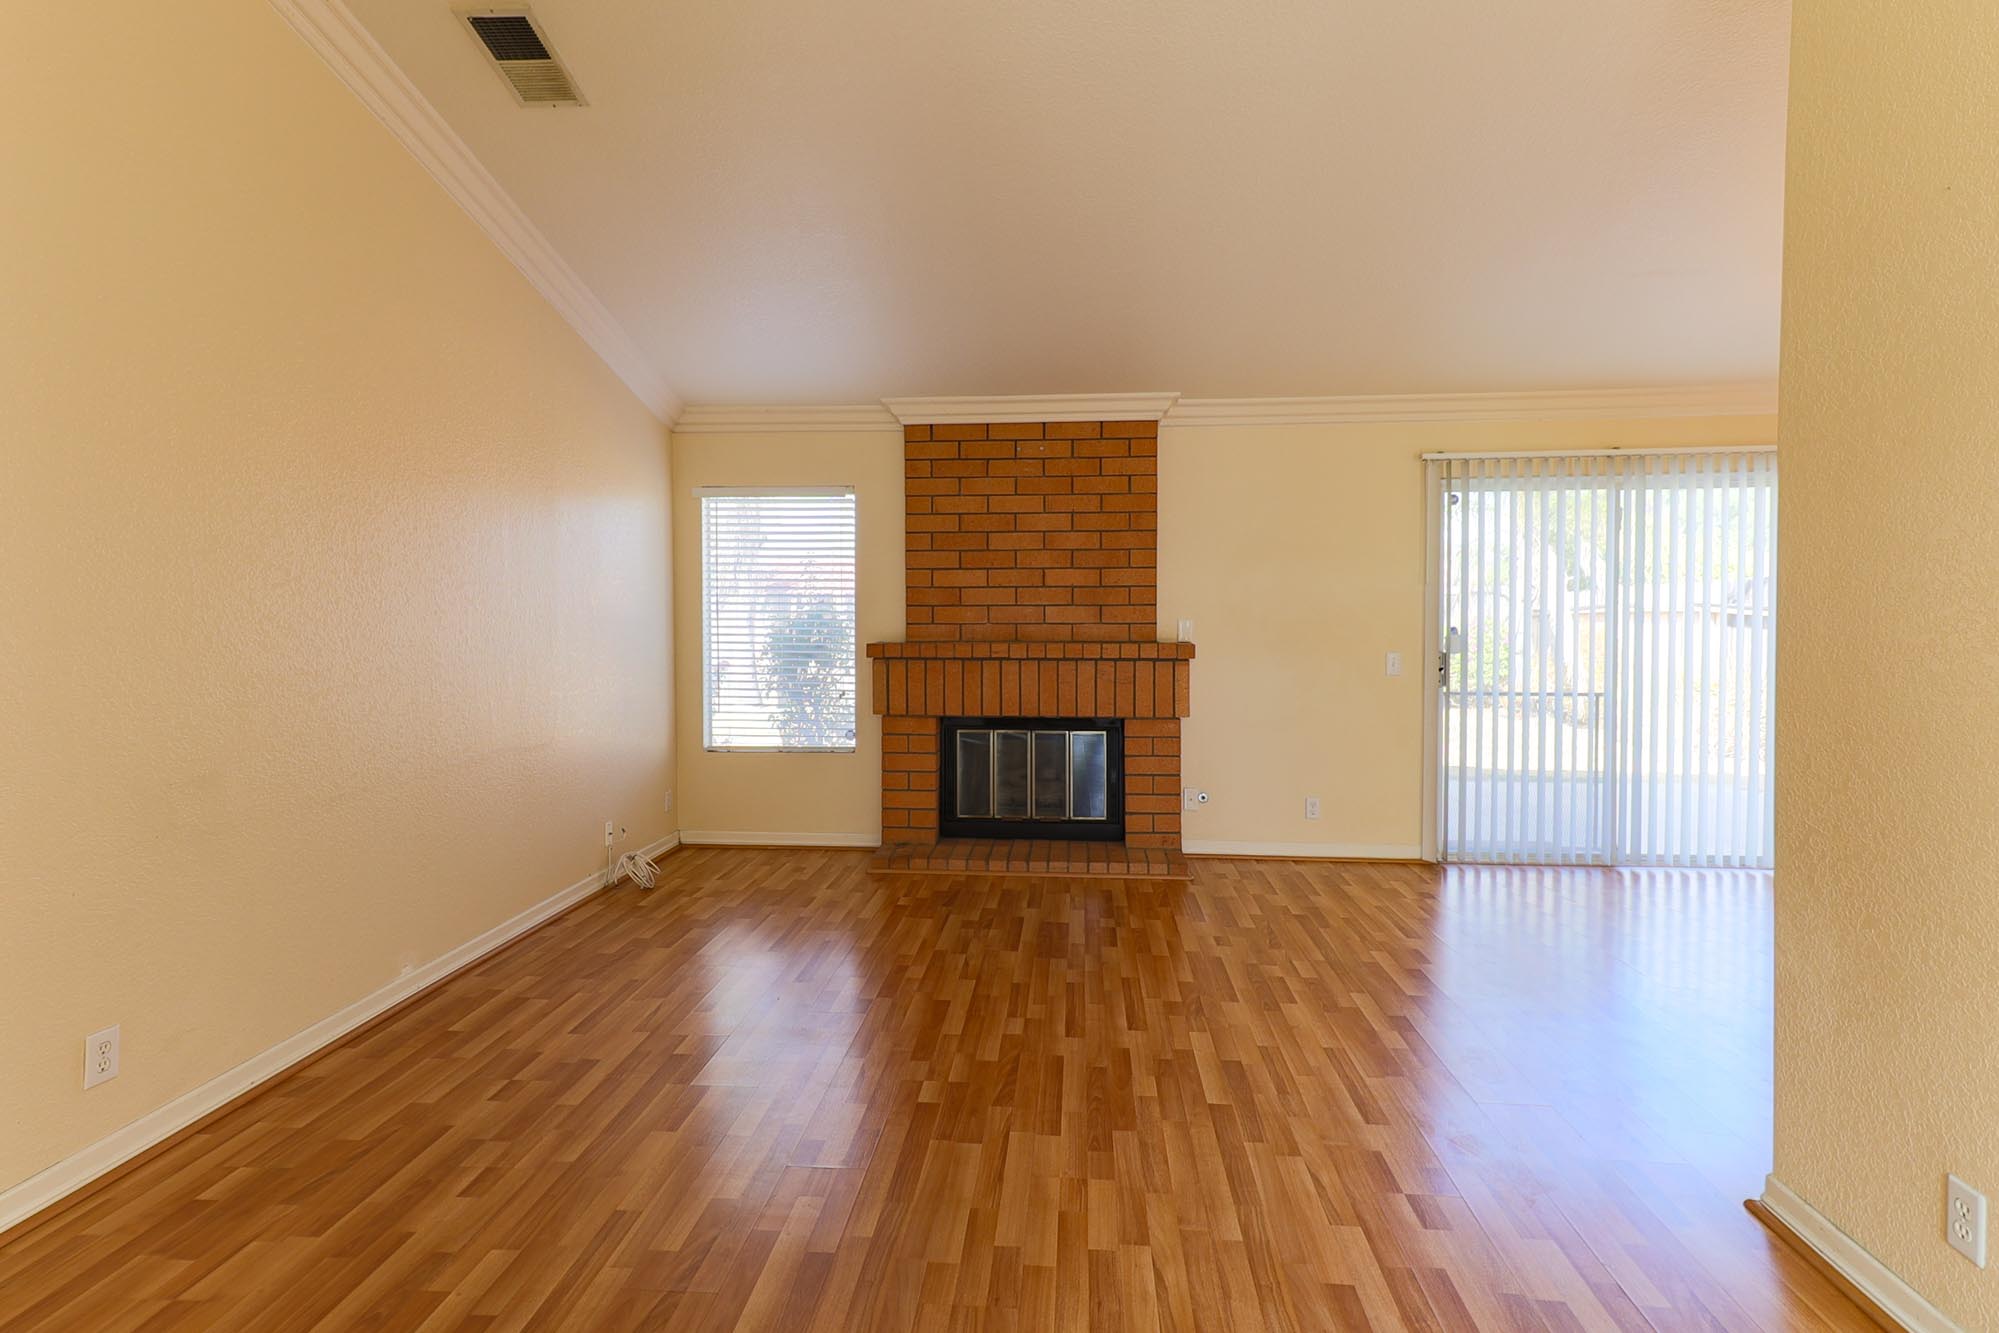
[0, 851, 1864, 1331]
[1427, 864, 1774, 1201]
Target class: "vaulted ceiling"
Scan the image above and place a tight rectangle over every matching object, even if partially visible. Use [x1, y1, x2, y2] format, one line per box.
[339, 0, 1791, 406]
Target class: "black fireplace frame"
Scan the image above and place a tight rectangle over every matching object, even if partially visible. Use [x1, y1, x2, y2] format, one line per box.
[938, 716, 1125, 841]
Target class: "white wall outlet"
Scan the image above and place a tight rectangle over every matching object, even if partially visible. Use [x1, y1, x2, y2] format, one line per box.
[663, 789, 674, 813]
[1385, 651, 1403, 677]
[1305, 796, 1321, 820]
[84, 1026, 119, 1090]
[1176, 619, 1194, 642]
[604, 820, 615, 847]
[1948, 1175, 1987, 1267]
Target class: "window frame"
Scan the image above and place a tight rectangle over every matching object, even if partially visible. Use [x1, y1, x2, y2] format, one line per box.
[698, 485, 859, 754]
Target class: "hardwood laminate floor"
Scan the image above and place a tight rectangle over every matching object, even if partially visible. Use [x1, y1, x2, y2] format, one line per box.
[0, 851, 1870, 1331]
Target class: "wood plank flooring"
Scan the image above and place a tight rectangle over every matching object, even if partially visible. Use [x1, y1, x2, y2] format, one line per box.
[0, 851, 1871, 1331]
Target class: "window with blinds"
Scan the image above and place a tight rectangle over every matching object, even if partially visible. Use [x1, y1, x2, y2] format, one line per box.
[700, 488, 858, 751]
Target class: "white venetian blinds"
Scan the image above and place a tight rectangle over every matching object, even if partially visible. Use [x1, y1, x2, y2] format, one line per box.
[701, 488, 858, 751]
[1430, 451, 1777, 867]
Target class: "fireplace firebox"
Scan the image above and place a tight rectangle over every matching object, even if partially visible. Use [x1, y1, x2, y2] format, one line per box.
[939, 717, 1124, 841]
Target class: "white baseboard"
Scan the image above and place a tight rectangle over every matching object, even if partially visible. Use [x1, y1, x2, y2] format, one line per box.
[1761, 1175, 1961, 1333]
[1182, 839, 1424, 861]
[678, 830, 880, 849]
[0, 833, 678, 1238]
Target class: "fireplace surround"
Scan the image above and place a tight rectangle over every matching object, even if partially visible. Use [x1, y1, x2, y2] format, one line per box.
[868, 417, 1190, 864]
[869, 642, 1188, 848]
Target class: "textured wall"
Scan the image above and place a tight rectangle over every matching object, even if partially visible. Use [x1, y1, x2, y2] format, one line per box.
[670, 415, 1769, 847]
[0, 0, 673, 1195]
[670, 431, 906, 842]
[1157, 414, 1773, 854]
[1774, 2, 1999, 1323]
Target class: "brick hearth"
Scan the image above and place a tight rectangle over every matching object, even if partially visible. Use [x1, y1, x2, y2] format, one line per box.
[869, 839, 1189, 879]
[869, 419, 1190, 862]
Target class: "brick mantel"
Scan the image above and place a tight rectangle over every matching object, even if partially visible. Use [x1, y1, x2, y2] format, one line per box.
[867, 644, 1192, 720]
[868, 642, 1192, 657]
[873, 419, 1188, 854]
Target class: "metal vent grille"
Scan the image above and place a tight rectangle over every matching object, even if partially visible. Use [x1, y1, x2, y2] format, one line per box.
[466, 15, 549, 61]
[458, 9, 585, 106]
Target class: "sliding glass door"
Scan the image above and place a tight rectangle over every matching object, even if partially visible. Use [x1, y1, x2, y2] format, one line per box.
[1431, 451, 1776, 867]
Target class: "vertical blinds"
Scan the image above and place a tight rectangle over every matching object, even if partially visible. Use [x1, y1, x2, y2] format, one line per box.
[701, 488, 858, 751]
[1431, 451, 1777, 867]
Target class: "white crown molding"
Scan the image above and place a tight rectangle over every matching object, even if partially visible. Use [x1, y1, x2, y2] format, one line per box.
[1760, 1175, 1960, 1333]
[0, 833, 680, 1238]
[672, 404, 901, 435]
[883, 393, 1181, 425]
[265, 0, 680, 423]
[673, 385, 1778, 435]
[1165, 383, 1778, 427]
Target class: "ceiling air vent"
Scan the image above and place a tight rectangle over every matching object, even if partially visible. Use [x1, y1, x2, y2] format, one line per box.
[458, 8, 586, 107]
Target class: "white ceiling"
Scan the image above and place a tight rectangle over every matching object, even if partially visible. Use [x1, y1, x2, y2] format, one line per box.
[341, 0, 1791, 406]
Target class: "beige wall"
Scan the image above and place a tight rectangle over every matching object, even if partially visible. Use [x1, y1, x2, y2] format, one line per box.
[669, 417, 1770, 847]
[0, 0, 673, 1197]
[670, 431, 905, 842]
[1774, 2, 1999, 1323]
[1159, 416, 1774, 854]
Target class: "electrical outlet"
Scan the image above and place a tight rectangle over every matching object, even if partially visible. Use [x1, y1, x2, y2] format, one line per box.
[1305, 796, 1321, 820]
[84, 1026, 119, 1090]
[1948, 1175, 1987, 1267]
[663, 789, 674, 813]
[1385, 651, 1403, 677]
[1176, 619, 1195, 642]
[604, 820, 615, 847]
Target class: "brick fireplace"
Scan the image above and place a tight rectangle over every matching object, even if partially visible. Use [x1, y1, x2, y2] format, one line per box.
[867, 418, 1191, 873]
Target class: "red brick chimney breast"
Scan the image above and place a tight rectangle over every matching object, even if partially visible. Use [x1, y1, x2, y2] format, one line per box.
[869, 420, 1188, 852]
